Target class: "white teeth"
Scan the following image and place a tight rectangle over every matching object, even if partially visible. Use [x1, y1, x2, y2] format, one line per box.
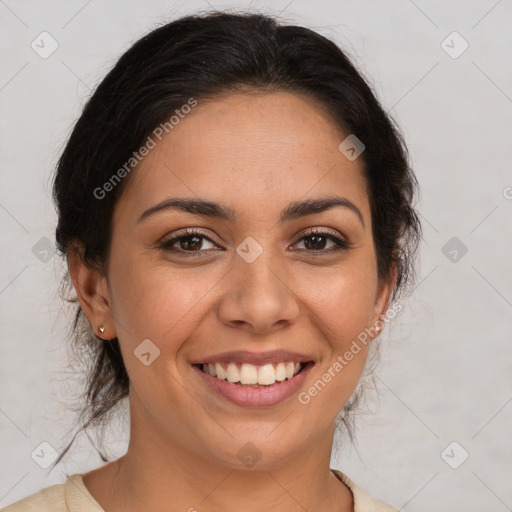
[275, 362, 287, 381]
[201, 361, 304, 385]
[240, 363, 258, 384]
[226, 363, 240, 383]
[257, 364, 276, 385]
[215, 362, 226, 380]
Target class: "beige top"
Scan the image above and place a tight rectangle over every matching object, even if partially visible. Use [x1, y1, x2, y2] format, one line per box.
[1, 470, 397, 512]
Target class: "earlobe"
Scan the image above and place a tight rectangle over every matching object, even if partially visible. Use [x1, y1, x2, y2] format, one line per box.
[67, 241, 115, 339]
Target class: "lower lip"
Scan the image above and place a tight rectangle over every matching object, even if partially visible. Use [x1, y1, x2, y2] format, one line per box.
[192, 363, 314, 407]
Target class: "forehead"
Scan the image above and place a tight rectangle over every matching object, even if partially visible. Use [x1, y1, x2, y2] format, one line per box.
[116, 91, 370, 223]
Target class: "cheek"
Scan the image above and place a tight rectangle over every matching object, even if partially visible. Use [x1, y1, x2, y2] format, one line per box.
[107, 258, 209, 404]
[326, 283, 375, 344]
[109, 259, 207, 341]
[303, 261, 378, 345]
[297, 258, 377, 406]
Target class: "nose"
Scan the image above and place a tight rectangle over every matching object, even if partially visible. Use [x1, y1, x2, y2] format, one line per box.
[216, 250, 301, 335]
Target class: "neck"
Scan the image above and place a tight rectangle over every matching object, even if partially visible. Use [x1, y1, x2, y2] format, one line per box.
[83, 400, 353, 512]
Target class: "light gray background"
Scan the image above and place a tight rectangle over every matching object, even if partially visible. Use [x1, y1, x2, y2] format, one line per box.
[1, 0, 511, 510]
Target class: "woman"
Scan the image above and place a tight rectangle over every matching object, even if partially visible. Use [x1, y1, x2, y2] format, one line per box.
[3, 11, 420, 512]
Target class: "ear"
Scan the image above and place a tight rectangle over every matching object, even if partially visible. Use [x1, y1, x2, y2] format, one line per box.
[370, 264, 398, 338]
[67, 241, 116, 340]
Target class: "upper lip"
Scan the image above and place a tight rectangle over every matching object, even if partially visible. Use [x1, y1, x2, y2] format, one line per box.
[191, 350, 314, 366]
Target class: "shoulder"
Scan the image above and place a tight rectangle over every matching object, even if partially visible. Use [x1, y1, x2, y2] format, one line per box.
[332, 469, 398, 512]
[1, 474, 103, 512]
[1, 481, 67, 512]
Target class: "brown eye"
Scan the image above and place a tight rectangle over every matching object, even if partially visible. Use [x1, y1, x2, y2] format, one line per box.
[292, 228, 352, 253]
[159, 229, 219, 255]
[302, 233, 333, 251]
[177, 235, 206, 251]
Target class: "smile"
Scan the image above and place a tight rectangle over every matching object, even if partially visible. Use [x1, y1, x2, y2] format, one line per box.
[199, 361, 303, 386]
[192, 360, 315, 407]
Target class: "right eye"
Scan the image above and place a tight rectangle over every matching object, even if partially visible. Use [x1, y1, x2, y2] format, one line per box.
[158, 229, 221, 256]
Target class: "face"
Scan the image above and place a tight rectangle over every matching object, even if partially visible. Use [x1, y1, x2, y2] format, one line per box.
[76, 91, 393, 468]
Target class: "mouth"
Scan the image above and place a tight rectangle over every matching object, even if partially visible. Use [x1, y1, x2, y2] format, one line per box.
[191, 360, 315, 407]
[194, 361, 309, 387]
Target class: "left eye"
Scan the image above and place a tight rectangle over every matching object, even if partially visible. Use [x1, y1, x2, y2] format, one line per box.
[294, 232, 342, 251]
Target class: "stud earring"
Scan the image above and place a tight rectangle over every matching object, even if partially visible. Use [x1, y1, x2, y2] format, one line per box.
[98, 326, 105, 334]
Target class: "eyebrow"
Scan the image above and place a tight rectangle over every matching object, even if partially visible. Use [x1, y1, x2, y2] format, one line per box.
[137, 195, 364, 227]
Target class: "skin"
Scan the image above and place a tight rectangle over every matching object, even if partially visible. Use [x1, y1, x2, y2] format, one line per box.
[68, 90, 395, 512]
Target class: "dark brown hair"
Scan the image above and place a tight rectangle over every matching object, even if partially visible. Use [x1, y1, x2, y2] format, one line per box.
[51, 10, 421, 468]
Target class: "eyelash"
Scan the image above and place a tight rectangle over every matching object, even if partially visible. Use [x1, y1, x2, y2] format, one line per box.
[158, 227, 352, 257]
